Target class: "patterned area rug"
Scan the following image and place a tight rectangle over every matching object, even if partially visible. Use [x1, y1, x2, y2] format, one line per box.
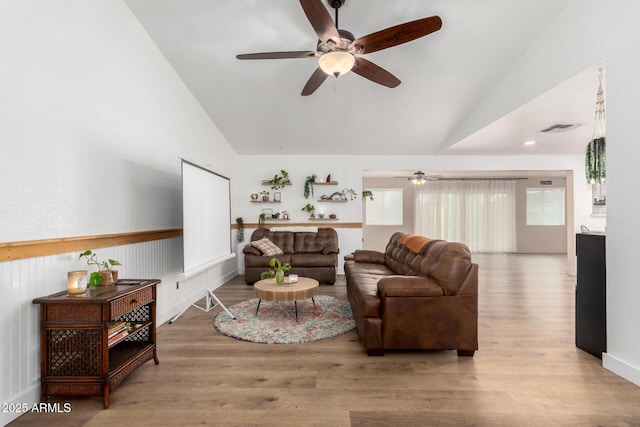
[213, 295, 355, 344]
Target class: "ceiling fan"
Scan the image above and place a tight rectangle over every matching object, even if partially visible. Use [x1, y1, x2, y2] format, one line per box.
[395, 171, 442, 184]
[236, 0, 442, 96]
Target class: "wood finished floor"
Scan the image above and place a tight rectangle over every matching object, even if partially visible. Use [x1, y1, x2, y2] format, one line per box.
[11, 254, 640, 426]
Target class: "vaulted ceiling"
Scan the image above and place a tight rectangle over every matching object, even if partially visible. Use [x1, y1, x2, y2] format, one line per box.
[124, 0, 601, 157]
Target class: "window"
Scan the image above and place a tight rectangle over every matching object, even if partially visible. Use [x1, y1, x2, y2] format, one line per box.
[526, 188, 566, 225]
[415, 180, 517, 253]
[365, 189, 403, 225]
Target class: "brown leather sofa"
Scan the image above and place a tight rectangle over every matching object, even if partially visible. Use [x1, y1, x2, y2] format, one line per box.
[243, 227, 339, 285]
[344, 232, 478, 356]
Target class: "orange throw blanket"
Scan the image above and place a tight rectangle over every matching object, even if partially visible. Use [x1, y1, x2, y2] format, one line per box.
[398, 234, 431, 254]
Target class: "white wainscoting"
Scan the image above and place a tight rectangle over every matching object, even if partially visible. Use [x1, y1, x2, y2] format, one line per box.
[0, 236, 238, 426]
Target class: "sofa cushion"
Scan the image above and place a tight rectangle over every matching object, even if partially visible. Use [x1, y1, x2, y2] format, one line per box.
[377, 275, 444, 297]
[322, 245, 339, 255]
[344, 261, 393, 317]
[245, 254, 291, 268]
[294, 229, 339, 253]
[243, 245, 262, 256]
[251, 229, 295, 254]
[291, 253, 336, 267]
[422, 241, 473, 295]
[251, 238, 284, 256]
[353, 249, 386, 264]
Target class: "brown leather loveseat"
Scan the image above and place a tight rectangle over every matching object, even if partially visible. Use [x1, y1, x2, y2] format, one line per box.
[344, 232, 478, 356]
[243, 227, 339, 285]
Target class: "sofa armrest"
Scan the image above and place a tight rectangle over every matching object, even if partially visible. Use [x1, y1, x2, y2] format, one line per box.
[243, 245, 262, 256]
[377, 275, 444, 297]
[322, 245, 340, 255]
[354, 250, 386, 264]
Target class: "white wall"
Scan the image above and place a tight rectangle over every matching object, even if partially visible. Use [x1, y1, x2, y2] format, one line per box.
[0, 1, 238, 424]
[234, 156, 365, 276]
[600, 2, 640, 386]
[444, 0, 637, 385]
[235, 154, 598, 273]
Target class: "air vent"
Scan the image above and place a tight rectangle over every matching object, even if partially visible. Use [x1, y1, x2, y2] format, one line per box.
[537, 123, 585, 133]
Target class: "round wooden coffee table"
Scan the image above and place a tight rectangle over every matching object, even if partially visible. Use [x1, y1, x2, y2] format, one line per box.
[253, 277, 319, 321]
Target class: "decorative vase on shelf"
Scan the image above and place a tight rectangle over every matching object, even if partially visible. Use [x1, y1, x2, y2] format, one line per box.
[251, 193, 258, 200]
[276, 269, 285, 285]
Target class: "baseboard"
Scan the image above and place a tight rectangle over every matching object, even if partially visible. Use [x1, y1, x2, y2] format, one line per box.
[603, 352, 640, 387]
[0, 384, 40, 426]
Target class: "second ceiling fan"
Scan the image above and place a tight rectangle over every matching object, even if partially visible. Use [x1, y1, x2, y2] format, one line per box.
[236, 0, 442, 96]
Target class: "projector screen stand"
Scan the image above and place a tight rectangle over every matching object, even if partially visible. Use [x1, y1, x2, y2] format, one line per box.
[169, 288, 235, 323]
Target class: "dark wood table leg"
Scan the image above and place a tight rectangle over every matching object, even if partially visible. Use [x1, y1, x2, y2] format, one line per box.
[255, 299, 262, 316]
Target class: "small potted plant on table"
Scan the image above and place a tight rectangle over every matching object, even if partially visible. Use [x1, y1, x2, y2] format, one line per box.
[79, 250, 122, 287]
[260, 257, 291, 285]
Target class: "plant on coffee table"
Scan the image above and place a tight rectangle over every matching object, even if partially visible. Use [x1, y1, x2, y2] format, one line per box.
[260, 257, 291, 285]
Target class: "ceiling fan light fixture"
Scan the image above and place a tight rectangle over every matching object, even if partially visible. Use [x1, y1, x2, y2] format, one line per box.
[412, 177, 426, 185]
[318, 51, 355, 77]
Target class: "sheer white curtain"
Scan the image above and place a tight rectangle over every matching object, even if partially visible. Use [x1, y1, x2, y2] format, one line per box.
[414, 180, 517, 253]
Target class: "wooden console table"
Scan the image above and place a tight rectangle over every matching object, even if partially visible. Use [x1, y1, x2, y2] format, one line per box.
[32, 279, 160, 408]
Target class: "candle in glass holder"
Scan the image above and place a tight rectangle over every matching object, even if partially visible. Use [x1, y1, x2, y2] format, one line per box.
[67, 270, 88, 295]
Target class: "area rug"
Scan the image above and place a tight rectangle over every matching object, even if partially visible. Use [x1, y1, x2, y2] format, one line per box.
[213, 295, 355, 344]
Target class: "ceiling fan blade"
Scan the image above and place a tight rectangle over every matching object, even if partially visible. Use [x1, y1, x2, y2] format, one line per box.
[301, 67, 329, 96]
[352, 58, 401, 88]
[299, 0, 341, 45]
[236, 51, 317, 60]
[350, 16, 442, 54]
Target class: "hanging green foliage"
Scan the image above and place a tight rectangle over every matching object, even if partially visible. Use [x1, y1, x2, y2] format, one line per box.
[585, 137, 606, 184]
[235, 217, 244, 243]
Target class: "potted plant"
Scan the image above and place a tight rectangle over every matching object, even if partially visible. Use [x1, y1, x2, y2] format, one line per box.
[301, 203, 316, 218]
[343, 188, 357, 201]
[585, 136, 606, 184]
[303, 174, 317, 199]
[258, 213, 266, 228]
[264, 170, 290, 190]
[362, 190, 374, 201]
[79, 250, 122, 287]
[260, 190, 270, 201]
[236, 217, 244, 242]
[260, 257, 291, 285]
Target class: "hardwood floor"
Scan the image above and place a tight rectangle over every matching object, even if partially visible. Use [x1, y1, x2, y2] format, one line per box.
[11, 254, 640, 426]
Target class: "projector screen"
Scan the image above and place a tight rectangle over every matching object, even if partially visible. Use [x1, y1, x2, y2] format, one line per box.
[181, 160, 233, 279]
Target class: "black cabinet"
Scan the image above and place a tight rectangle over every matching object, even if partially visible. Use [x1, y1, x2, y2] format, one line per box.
[575, 233, 606, 358]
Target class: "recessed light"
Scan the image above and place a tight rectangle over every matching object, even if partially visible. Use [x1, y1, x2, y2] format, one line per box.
[524, 140, 536, 145]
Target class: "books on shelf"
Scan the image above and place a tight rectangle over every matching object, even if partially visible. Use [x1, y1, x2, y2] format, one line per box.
[108, 321, 128, 338]
[108, 328, 129, 345]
